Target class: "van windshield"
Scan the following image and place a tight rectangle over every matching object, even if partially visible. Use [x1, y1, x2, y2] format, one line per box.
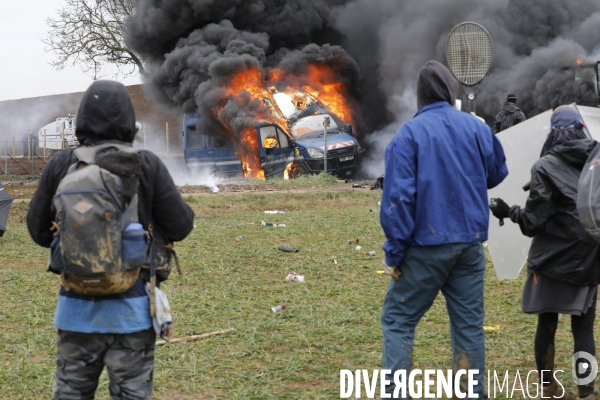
[186, 125, 206, 150]
[291, 115, 340, 140]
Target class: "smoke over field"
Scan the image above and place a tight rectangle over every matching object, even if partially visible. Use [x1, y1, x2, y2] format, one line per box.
[125, 0, 600, 176]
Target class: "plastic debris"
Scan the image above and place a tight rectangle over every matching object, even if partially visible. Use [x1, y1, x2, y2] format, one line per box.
[236, 236, 243, 241]
[286, 273, 305, 283]
[367, 251, 376, 256]
[483, 325, 500, 331]
[352, 184, 362, 188]
[355, 245, 362, 251]
[347, 238, 360, 245]
[334, 259, 338, 264]
[377, 201, 381, 207]
[376, 270, 385, 275]
[271, 303, 286, 313]
[264, 210, 285, 214]
[278, 246, 299, 253]
[261, 220, 286, 228]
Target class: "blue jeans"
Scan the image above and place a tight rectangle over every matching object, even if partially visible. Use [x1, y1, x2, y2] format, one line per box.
[381, 242, 485, 399]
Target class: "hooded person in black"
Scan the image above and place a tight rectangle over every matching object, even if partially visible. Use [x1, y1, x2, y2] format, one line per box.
[26, 80, 194, 399]
[490, 105, 599, 399]
[494, 93, 526, 133]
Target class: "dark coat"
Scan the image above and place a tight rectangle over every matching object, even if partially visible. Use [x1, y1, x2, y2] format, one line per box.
[509, 139, 600, 286]
[26, 81, 194, 280]
[494, 102, 526, 133]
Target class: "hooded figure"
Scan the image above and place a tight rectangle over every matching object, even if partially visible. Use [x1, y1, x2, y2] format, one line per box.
[494, 93, 526, 133]
[379, 60, 507, 398]
[26, 80, 194, 399]
[490, 106, 599, 399]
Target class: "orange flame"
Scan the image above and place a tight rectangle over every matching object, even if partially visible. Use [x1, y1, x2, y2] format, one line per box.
[576, 58, 584, 66]
[213, 63, 354, 180]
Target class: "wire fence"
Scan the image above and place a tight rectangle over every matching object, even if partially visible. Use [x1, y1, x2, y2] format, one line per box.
[0, 139, 70, 176]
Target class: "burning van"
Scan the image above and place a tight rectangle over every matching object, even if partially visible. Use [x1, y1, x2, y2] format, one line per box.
[183, 90, 364, 179]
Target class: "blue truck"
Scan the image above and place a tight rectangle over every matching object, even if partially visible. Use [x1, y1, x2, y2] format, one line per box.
[182, 91, 364, 179]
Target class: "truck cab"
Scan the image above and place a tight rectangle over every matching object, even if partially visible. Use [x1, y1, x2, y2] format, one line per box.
[38, 115, 79, 150]
[561, 61, 600, 107]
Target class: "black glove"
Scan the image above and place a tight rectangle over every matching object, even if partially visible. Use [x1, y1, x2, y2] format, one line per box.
[490, 198, 510, 224]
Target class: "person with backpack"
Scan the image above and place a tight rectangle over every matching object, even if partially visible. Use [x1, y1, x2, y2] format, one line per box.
[490, 105, 599, 400]
[26, 80, 194, 399]
[494, 93, 526, 133]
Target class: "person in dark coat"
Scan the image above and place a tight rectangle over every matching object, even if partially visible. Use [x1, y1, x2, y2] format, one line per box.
[494, 93, 526, 133]
[490, 105, 599, 400]
[26, 80, 195, 399]
[380, 60, 507, 398]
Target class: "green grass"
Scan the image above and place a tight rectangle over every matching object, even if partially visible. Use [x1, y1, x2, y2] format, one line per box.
[0, 191, 594, 399]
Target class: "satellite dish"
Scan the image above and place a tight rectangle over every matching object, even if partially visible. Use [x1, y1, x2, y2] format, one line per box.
[446, 22, 493, 113]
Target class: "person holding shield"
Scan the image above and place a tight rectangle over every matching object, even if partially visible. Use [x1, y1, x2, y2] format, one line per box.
[490, 105, 600, 400]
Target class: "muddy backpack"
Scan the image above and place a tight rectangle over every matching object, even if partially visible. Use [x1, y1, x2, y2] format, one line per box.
[577, 142, 600, 242]
[50, 143, 149, 295]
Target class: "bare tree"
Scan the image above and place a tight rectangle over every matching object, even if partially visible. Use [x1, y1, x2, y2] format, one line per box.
[43, 0, 144, 78]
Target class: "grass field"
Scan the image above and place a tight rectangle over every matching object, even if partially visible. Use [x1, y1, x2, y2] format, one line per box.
[0, 181, 596, 399]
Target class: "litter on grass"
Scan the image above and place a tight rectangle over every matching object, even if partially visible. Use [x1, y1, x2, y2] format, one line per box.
[355, 246, 362, 251]
[278, 246, 299, 253]
[286, 273, 305, 283]
[367, 251, 376, 256]
[155, 328, 235, 346]
[264, 210, 285, 214]
[236, 236, 243, 241]
[261, 220, 286, 228]
[347, 238, 360, 244]
[271, 304, 286, 313]
[483, 325, 501, 332]
[376, 270, 385, 275]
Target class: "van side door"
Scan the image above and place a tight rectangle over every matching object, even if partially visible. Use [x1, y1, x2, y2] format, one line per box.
[258, 125, 295, 178]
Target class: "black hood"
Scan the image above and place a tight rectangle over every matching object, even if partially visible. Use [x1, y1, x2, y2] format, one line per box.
[75, 80, 136, 145]
[548, 139, 597, 170]
[503, 102, 521, 114]
[417, 60, 458, 110]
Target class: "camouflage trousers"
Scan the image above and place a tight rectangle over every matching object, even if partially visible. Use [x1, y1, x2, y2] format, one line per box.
[53, 328, 155, 400]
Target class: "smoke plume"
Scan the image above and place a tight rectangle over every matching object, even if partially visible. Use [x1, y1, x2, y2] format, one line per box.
[126, 0, 600, 177]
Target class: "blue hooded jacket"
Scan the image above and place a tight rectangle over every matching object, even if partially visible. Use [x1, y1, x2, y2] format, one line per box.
[381, 61, 508, 267]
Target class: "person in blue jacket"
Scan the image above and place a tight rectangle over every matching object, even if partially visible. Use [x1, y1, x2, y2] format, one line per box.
[379, 60, 508, 398]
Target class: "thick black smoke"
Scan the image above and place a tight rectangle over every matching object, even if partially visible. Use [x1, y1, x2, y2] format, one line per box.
[126, 0, 600, 176]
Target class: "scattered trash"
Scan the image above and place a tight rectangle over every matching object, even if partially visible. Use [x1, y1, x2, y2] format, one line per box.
[377, 201, 381, 207]
[352, 184, 362, 188]
[236, 236, 243, 241]
[483, 325, 500, 332]
[376, 270, 385, 275]
[225, 204, 233, 208]
[264, 210, 285, 214]
[367, 251, 376, 256]
[334, 259, 338, 264]
[369, 209, 375, 212]
[347, 238, 360, 245]
[271, 303, 286, 313]
[193, 224, 197, 228]
[355, 246, 362, 251]
[261, 220, 286, 228]
[278, 246, 299, 253]
[286, 273, 305, 283]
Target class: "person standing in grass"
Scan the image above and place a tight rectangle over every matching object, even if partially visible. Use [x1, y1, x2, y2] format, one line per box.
[379, 60, 508, 398]
[490, 105, 599, 400]
[26, 80, 194, 399]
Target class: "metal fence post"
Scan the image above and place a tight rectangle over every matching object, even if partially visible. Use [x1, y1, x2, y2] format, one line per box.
[12, 132, 15, 157]
[4, 140, 7, 175]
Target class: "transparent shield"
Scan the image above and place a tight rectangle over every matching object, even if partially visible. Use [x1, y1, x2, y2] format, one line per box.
[487, 110, 553, 280]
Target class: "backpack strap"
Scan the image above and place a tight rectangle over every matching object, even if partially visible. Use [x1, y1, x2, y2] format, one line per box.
[74, 143, 140, 164]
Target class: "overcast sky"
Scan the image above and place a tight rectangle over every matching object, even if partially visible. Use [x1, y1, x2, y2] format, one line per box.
[0, 1, 141, 102]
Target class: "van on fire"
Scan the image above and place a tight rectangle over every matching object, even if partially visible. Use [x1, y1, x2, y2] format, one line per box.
[182, 90, 364, 179]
